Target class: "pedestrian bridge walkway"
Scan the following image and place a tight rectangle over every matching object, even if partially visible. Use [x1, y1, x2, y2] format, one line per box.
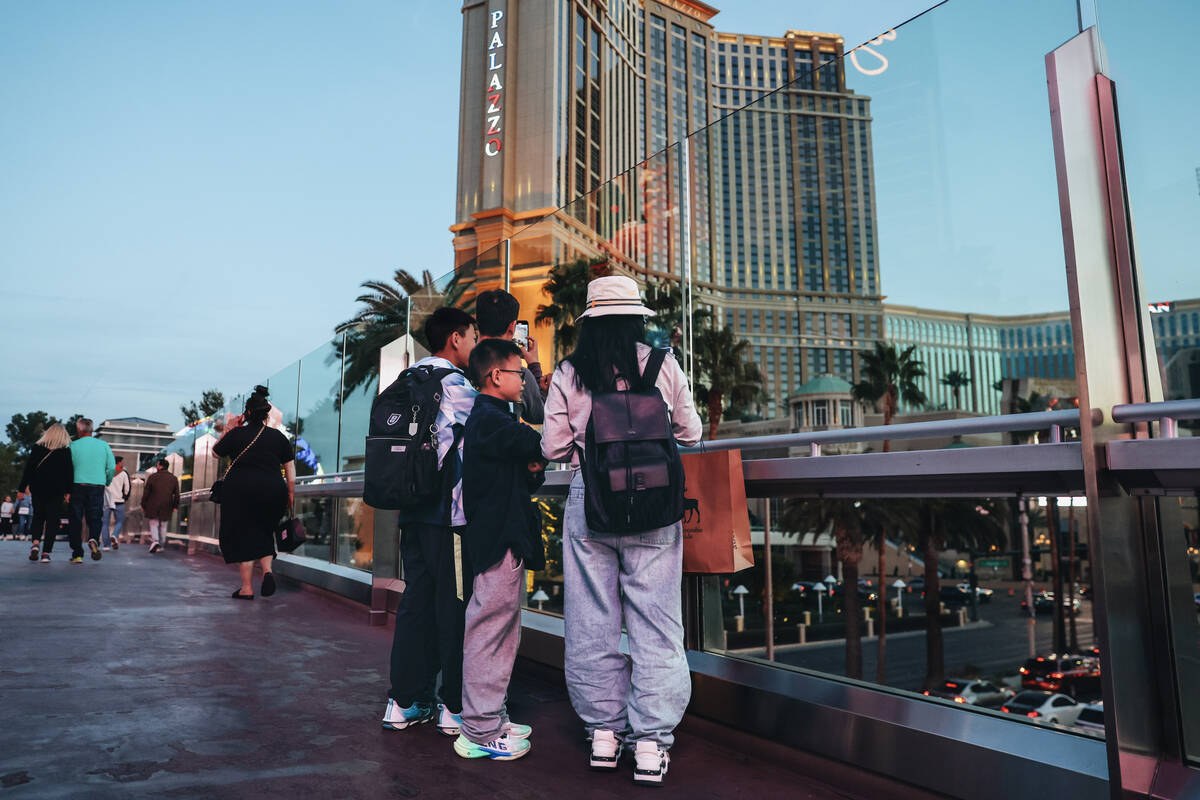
[0, 540, 934, 799]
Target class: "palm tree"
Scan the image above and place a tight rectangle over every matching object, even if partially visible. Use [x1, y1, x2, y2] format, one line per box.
[864, 500, 920, 684]
[851, 343, 928, 452]
[535, 258, 611, 359]
[940, 369, 971, 409]
[692, 325, 764, 440]
[335, 268, 464, 397]
[916, 498, 1008, 690]
[780, 498, 915, 681]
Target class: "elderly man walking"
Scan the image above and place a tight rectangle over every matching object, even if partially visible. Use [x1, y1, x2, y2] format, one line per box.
[142, 459, 179, 554]
[68, 418, 116, 563]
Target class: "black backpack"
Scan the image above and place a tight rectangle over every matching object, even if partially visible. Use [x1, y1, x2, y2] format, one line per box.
[582, 348, 685, 533]
[364, 364, 462, 510]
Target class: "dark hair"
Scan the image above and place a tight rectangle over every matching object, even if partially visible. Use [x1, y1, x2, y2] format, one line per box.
[474, 289, 520, 337]
[244, 385, 271, 424]
[469, 338, 522, 387]
[157, 458, 169, 469]
[425, 307, 477, 353]
[114, 456, 124, 465]
[565, 316, 647, 393]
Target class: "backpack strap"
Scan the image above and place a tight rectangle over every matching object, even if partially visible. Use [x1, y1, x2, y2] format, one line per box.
[641, 347, 669, 389]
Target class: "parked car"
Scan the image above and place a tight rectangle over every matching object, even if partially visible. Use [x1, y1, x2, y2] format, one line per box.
[1019, 653, 1102, 699]
[1022, 591, 1081, 615]
[1074, 702, 1105, 734]
[1194, 592, 1199, 612]
[923, 679, 1014, 708]
[956, 583, 994, 603]
[1000, 690, 1085, 726]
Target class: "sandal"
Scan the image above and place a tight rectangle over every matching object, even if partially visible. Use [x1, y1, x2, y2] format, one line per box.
[232, 590, 255, 600]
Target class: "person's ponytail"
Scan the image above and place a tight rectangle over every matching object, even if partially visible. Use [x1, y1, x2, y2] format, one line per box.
[243, 385, 271, 425]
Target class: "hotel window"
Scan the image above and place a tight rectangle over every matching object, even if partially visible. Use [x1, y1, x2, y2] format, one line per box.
[812, 401, 829, 427]
[839, 399, 854, 428]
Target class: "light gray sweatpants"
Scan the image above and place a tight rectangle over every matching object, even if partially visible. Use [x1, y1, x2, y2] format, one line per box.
[562, 475, 691, 748]
[460, 548, 524, 744]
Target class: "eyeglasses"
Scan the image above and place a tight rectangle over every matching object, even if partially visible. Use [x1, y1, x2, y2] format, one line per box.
[494, 368, 525, 378]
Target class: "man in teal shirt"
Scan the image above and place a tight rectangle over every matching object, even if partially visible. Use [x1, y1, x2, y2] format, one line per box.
[68, 418, 116, 563]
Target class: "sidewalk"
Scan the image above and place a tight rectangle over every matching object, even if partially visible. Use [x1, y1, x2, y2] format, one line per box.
[0, 540, 920, 799]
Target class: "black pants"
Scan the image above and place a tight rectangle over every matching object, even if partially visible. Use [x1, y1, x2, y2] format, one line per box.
[69, 484, 105, 558]
[388, 522, 473, 713]
[30, 494, 65, 553]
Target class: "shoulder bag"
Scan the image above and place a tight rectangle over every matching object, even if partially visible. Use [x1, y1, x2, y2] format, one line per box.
[209, 425, 266, 505]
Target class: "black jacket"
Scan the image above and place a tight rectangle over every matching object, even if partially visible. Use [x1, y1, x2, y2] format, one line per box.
[19, 445, 73, 500]
[462, 394, 546, 574]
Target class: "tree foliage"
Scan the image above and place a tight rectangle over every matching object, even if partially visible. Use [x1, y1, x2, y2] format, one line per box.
[6, 411, 60, 457]
[940, 369, 971, 409]
[534, 258, 611, 360]
[334, 268, 466, 398]
[693, 325, 764, 439]
[180, 389, 226, 425]
[852, 342, 928, 451]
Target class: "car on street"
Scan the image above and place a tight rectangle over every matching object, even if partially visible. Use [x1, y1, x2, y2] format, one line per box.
[1000, 690, 1085, 726]
[956, 583, 994, 603]
[932, 585, 973, 607]
[1022, 591, 1081, 615]
[1194, 592, 1199, 612]
[923, 679, 1014, 708]
[1019, 653, 1102, 699]
[1074, 702, 1105, 735]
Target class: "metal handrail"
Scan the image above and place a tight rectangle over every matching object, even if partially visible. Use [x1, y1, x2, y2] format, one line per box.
[295, 470, 364, 485]
[1110, 399, 1200, 438]
[683, 408, 1090, 456]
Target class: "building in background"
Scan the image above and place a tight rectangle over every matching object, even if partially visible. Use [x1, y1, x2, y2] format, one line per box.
[453, 0, 878, 418]
[95, 417, 176, 472]
[883, 297, 1200, 414]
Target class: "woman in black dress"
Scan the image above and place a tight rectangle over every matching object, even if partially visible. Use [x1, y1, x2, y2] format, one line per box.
[213, 386, 295, 599]
[18, 423, 74, 563]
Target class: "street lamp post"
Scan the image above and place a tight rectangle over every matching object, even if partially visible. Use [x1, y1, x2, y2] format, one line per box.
[814, 582, 827, 621]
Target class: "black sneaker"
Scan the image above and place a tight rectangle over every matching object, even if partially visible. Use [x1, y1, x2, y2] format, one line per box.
[29, 545, 39, 561]
[88, 539, 102, 561]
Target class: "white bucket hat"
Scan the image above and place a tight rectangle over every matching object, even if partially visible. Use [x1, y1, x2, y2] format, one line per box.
[576, 275, 655, 322]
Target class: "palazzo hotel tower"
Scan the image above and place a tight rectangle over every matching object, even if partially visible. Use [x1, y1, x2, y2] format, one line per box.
[453, 0, 880, 418]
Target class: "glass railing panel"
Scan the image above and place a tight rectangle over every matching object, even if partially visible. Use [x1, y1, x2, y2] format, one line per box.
[701, 492, 1101, 736]
[295, 339, 343, 478]
[293, 494, 334, 562]
[266, 359, 300, 443]
[1098, 0, 1200, 413]
[690, 0, 1081, 445]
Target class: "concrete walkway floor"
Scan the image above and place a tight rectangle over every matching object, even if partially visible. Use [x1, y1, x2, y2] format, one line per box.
[0, 540, 929, 799]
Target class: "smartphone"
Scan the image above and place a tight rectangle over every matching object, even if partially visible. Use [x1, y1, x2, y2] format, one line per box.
[514, 320, 529, 349]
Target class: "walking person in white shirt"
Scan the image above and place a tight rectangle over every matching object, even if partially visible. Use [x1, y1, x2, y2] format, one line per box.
[0, 496, 13, 539]
[100, 456, 131, 551]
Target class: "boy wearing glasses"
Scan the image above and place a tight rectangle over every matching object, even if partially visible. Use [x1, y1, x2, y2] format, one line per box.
[454, 339, 546, 761]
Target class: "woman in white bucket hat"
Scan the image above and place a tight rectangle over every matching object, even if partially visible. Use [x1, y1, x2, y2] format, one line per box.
[541, 275, 702, 785]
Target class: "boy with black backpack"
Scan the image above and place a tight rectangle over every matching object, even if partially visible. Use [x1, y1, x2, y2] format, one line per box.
[374, 307, 480, 736]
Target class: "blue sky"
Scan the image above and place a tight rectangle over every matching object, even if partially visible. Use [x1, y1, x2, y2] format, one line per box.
[0, 0, 1195, 431]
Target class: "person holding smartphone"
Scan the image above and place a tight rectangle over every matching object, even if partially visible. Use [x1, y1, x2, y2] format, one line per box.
[473, 289, 547, 424]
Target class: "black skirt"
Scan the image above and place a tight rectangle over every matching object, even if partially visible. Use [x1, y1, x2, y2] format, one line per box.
[218, 467, 287, 564]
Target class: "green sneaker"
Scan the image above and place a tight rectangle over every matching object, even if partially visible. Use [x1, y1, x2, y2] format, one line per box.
[453, 733, 530, 761]
[504, 722, 532, 740]
[70, 556, 83, 564]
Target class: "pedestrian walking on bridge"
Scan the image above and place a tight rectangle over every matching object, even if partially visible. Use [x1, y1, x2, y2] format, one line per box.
[68, 418, 116, 563]
[141, 459, 179, 554]
[18, 423, 73, 563]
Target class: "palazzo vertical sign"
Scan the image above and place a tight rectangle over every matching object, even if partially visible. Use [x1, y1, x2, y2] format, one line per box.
[484, 4, 506, 159]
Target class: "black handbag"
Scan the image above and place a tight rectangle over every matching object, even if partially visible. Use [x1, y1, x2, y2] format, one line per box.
[275, 514, 307, 553]
[210, 424, 266, 505]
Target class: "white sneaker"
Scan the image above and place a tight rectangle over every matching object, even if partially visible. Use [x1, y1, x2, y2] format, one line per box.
[589, 729, 622, 770]
[633, 741, 669, 785]
[436, 703, 463, 737]
[149, 542, 162, 553]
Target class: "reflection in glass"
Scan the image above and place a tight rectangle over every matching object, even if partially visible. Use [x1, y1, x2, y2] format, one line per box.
[293, 495, 333, 561]
[296, 340, 343, 478]
[336, 496, 374, 571]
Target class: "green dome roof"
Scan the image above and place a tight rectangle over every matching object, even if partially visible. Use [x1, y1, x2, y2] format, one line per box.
[793, 374, 853, 395]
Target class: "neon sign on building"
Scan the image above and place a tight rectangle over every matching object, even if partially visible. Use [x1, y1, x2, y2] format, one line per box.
[484, 7, 505, 158]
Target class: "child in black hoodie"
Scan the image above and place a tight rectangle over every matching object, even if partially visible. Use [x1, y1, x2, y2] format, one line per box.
[454, 338, 546, 761]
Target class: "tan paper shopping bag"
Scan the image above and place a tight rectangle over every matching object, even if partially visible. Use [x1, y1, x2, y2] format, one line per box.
[680, 450, 754, 574]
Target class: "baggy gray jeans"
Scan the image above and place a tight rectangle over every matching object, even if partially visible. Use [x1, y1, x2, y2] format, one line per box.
[563, 474, 691, 748]
[460, 548, 523, 743]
